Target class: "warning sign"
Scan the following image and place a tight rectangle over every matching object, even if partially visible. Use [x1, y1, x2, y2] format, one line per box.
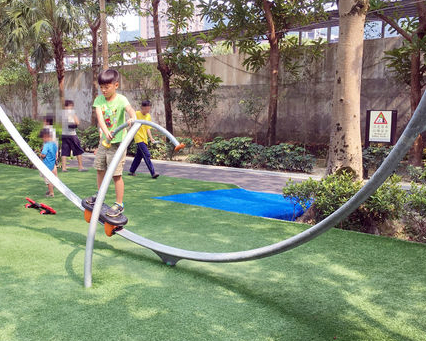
[365, 110, 397, 146]
[373, 112, 388, 124]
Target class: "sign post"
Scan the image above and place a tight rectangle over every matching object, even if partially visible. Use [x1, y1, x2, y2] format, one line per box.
[364, 110, 397, 147]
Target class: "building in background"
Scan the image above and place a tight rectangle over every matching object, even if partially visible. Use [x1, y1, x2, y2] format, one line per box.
[139, 0, 204, 39]
[119, 30, 140, 42]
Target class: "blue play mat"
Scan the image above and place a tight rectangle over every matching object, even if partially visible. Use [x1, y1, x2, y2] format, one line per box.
[153, 188, 310, 221]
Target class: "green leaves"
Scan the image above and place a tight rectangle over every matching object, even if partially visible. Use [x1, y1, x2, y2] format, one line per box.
[0, 61, 31, 87]
[165, 29, 222, 138]
[190, 137, 315, 172]
[283, 171, 408, 233]
[0, 117, 43, 168]
[199, 0, 327, 69]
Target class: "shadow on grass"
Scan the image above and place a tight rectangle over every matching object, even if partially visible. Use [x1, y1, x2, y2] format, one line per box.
[6, 221, 423, 341]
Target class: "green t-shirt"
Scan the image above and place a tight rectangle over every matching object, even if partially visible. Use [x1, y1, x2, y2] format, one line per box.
[93, 93, 130, 144]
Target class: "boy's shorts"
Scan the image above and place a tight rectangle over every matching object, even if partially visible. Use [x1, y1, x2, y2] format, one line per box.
[61, 135, 84, 156]
[94, 142, 126, 176]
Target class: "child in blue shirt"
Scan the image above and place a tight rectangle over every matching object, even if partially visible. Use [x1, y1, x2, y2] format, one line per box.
[39, 128, 58, 197]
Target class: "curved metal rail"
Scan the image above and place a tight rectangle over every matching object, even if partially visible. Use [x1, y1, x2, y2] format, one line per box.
[2, 98, 426, 288]
[84, 94, 426, 287]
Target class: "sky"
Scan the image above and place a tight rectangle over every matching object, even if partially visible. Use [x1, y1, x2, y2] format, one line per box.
[110, 14, 140, 42]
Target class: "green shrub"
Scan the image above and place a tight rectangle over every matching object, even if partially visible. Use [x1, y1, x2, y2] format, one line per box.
[190, 137, 315, 172]
[310, 172, 362, 228]
[362, 145, 392, 178]
[127, 131, 191, 161]
[148, 138, 171, 160]
[256, 143, 315, 172]
[18, 117, 40, 138]
[402, 183, 426, 243]
[406, 165, 426, 184]
[282, 177, 317, 219]
[360, 175, 407, 233]
[77, 126, 100, 151]
[177, 137, 193, 153]
[283, 172, 407, 234]
[189, 137, 254, 167]
[0, 117, 44, 168]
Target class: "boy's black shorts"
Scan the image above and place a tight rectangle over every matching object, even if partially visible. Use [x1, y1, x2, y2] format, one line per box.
[61, 135, 84, 157]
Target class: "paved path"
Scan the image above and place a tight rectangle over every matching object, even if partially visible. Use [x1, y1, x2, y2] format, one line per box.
[68, 153, 326, 194]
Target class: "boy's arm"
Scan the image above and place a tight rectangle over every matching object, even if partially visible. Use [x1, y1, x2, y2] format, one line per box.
[95, 107, 113, 140]
[40, 145, 47, 159]
[73, 114, 80, 126]
[147, 129, 155, 143]
[125, 104, 136, 125]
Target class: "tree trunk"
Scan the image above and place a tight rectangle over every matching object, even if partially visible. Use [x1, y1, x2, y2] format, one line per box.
[409, 51, 424, 166]
[30, 72, 38, 119]
[262, 0, 279, 146]
[100, 0, 108, 70]
[23, 49, 38, 119]
[90, 17, 101, 125]
[152, 0, 173, 134]
[375, 2, 426, 167]
[52, 31, 65, 108]
[326, 0, 368, 180]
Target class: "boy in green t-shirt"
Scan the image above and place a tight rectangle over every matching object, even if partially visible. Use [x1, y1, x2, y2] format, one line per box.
[87, 69, 136, 217]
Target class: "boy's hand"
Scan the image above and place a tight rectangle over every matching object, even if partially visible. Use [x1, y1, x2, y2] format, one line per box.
[127, 118, 134, 127]
[105, 131, 113, 141]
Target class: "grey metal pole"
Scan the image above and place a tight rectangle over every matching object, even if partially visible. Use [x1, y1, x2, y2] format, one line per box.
[84, 119, 184, 287]
[84, 122, 142, 287]
[84, 120, 183, 287]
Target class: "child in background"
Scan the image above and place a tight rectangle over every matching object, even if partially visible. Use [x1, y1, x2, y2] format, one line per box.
[128, 100, 159, 179]
[43, 114, 56, 142]
[61, 99, 87, 172]
[43, 113, 58, 161]
[39, 128, 58, 197]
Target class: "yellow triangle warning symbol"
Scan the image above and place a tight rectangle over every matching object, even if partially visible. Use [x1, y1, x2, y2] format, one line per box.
[374, 112, 387, 124]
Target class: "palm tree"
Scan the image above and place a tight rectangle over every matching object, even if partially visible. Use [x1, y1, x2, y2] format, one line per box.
[33, 0, 78, 107]
[1, 0, 52, 119]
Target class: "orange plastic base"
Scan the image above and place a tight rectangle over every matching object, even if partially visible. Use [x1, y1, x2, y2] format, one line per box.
[84, 209, 92, 223]
[174, 143, 185, 152]
[104, 222, 116, 237]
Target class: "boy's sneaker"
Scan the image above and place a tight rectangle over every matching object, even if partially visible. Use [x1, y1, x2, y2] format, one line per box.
[106, 203, 124, 217]
[128, 172, 136, 176]
[152, 173, 159, 179]
[86, 193, 97, 205]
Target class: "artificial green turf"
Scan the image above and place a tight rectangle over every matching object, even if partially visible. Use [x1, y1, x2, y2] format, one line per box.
[0, 163, 425, 341]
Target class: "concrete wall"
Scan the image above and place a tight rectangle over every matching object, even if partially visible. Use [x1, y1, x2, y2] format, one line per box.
[1, 36, 410, 145]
